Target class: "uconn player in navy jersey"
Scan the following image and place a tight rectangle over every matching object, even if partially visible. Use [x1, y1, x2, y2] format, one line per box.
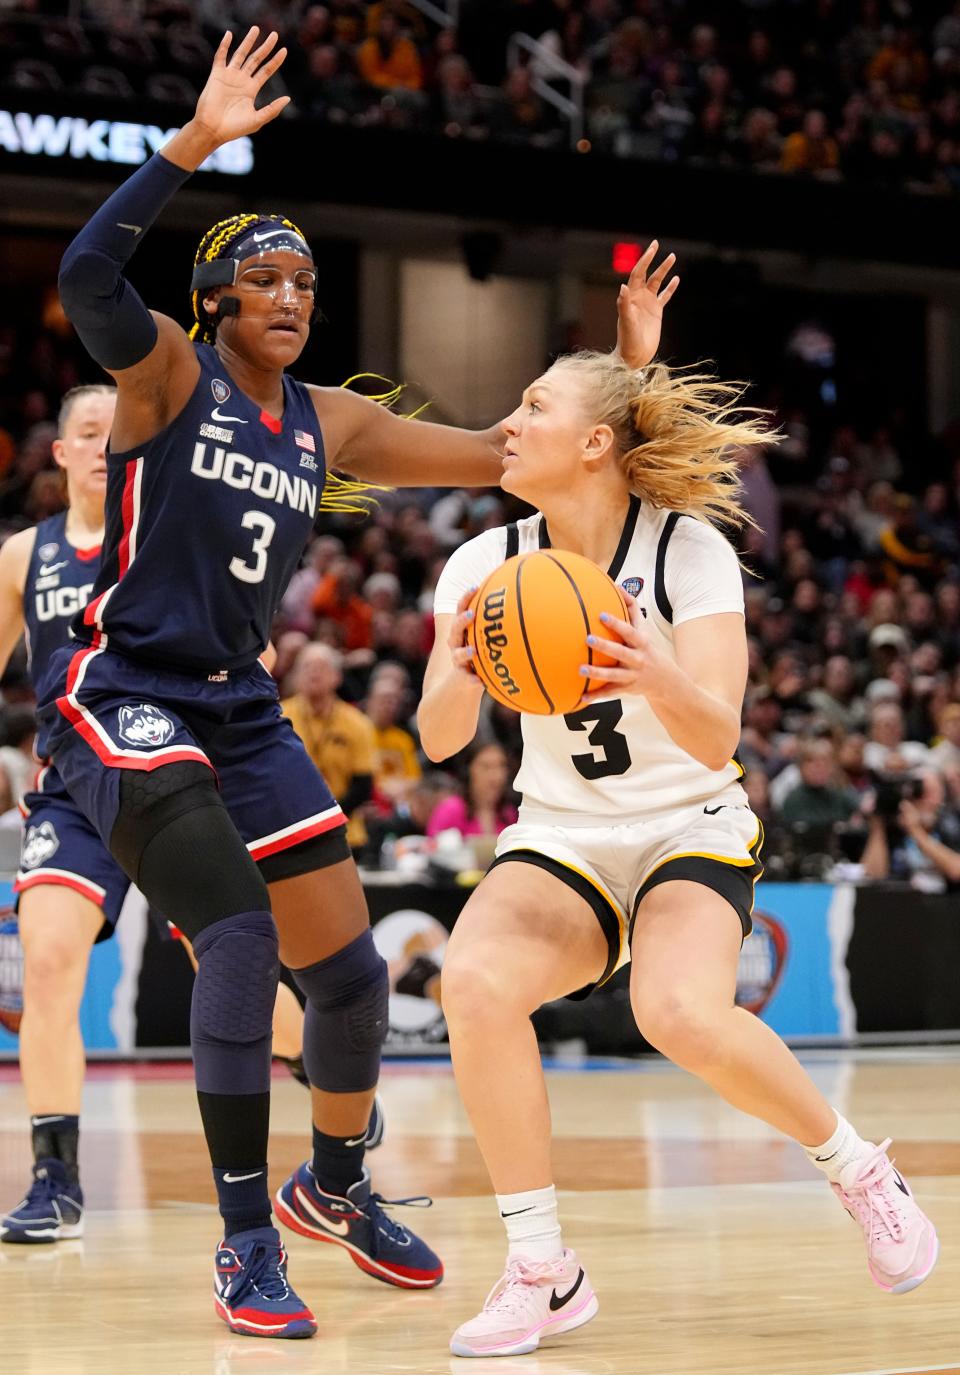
[0, 386, 114, 1244]
[41, 29, 524, 1340]
[0, 392, 366, 1248]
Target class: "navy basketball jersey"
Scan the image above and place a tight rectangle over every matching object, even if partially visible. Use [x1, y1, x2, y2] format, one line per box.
[23, 511, 100, 687]
[77, 343, 325, 674]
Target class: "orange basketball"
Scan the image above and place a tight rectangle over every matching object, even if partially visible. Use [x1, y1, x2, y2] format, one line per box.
[468, 550, 629, 715]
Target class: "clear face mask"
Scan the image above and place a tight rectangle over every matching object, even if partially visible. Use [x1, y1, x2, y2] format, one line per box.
[236, 264, 318, 305]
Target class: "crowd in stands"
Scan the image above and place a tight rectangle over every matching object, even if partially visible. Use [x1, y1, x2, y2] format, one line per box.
[1, 283, 959, 886]
[2, 0, 960, 878]
[2, 1, 960, 192]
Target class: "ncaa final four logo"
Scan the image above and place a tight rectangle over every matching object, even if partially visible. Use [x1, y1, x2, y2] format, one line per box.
[211, 377, 231, 405]
[118, 703, 175, 748]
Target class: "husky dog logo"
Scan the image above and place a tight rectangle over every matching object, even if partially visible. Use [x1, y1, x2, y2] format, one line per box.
[118, 703, 175, 749]
[211, 378, 231, 405]
[21, 822, 60, 870]
[621, 577, 644, 597]
[38, 542, 59, 563]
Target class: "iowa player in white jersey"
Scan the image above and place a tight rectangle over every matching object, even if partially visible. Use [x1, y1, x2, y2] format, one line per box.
[421, 352, 938, 1357]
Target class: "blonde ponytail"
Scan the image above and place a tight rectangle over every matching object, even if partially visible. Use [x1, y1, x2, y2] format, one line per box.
[553, 351, 777, 529]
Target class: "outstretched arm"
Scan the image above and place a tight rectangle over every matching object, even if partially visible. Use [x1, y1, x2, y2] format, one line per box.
[58, 28, 289, 442]
[312, 386, 505, 487]
[313, 242, 679, 488]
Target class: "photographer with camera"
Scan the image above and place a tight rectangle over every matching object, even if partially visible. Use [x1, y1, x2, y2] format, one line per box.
[862, 770, 960, 887]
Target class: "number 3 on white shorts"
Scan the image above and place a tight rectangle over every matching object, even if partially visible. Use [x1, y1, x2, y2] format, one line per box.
[230, 510, 276, 585]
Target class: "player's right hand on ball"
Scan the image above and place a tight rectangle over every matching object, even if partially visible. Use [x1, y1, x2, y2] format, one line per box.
[193, 27, 290, 146]
[449, 589, 482, 682]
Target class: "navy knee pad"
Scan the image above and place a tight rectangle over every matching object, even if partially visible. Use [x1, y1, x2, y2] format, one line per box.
[191, 911, 279, 1095]
[293, 929, 388, 1093]
[110, 762, 270, 935]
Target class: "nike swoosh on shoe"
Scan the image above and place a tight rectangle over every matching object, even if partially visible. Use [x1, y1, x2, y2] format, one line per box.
[549, 1268, 584, 1311]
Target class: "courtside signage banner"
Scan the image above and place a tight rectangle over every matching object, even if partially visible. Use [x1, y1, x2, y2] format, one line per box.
[2, 879, 957, 1054]
[740, 883, 854, 1040]
[0, 109, 252, 174]
[0, 876, 124, 1053]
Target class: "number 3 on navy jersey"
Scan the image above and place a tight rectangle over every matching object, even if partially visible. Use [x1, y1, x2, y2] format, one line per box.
[230, 510, 277, 584]
[564, 700, 633, 779]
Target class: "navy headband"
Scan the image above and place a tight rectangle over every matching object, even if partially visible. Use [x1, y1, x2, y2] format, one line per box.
[191, 219, 314, 294]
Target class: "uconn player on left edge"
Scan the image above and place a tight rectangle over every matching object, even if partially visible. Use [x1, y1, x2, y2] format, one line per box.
[0, 386, 360, 1247]
[0, 386, 114, 1243]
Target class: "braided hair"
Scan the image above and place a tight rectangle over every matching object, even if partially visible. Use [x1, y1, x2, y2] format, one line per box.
[188, 219, 403, 517]
[189, 212, 311, 343]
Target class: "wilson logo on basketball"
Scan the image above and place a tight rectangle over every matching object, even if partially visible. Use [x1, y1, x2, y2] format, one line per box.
[481, 587, 521, 697]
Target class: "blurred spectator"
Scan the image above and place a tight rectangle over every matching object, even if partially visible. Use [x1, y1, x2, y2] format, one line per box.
[281, 643, 377, 848]
[929, 702, 960, 776]
[734, 106, 783, 170]
[0, 705, 37, 802]
[281, 535, 344, 631]
[433, 54, 488, 136]
[781, 109, 839, 174]
[304, 44, 364, 121]
[878, 497, 943, 586]
[427, 741, 517, 841]
[491, 65, 562, 147]
[357, 11, 423, 91]
[916, 482, 960, 560]
[375, 607, 431, 695]
[365, 0, 427, 41]
[363, 769, 458, 862]
[272, 630, 310, 696]
[779, 739, 860, 829]
[807, 655, 863, 732]
[863, 700, 929, 774]
[329, 0, 366, 46]
[862, 770, 960, 884]
[365, 675, 422, 808]
[311, 558, 374, 651]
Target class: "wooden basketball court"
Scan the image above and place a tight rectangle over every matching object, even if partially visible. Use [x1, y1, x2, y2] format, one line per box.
[1, 1049, 957, 1374]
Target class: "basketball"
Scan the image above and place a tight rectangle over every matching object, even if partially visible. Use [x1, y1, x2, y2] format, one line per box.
[467, 550, 629, 715]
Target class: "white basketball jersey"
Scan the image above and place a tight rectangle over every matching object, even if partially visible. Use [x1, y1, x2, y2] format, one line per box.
[434, 495, 747, 822]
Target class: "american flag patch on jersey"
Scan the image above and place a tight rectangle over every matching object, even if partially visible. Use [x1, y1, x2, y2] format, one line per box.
[294, 429, 315, 453]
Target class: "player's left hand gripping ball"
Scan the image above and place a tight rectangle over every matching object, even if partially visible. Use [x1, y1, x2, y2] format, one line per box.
[579, 594, 674, 703]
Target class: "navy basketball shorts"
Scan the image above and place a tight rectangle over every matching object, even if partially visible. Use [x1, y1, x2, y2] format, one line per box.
[14, 763, 132, 942]
[36, 644, 347, 877]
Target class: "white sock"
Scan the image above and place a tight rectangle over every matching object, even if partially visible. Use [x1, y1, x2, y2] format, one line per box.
[803, 1111, 873, 1183]
[495, 1184, 563, 1262]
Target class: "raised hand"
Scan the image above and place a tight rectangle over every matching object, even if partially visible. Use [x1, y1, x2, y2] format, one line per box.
[616, 240, 680, 370]
[193, 28, 290, 147]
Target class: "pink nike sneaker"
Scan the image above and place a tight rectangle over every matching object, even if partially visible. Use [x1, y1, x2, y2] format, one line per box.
[832, 1139, 939, 1294]
[450, 1249, 598, 1358]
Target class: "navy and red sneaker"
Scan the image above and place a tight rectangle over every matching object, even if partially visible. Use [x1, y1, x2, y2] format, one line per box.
[213, 1225, 316, 1339]
[275, 1163, 443, 1289]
